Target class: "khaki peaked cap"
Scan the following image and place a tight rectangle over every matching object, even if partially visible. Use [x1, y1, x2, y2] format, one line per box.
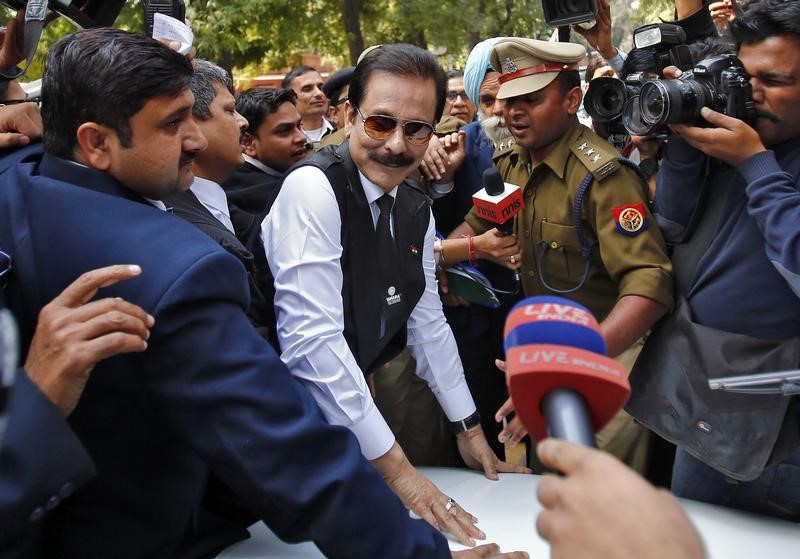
[490, 38, 586, 99]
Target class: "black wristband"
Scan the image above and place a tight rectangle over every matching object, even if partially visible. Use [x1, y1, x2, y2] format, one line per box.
[639, 157, 660, 179]
[449, 411, 481, 434]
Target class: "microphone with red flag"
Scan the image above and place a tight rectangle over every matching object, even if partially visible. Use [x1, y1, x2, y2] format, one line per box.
[472, 167, 524, 235]
[472, 168, 524, 286]
[503, 296, 630, 447]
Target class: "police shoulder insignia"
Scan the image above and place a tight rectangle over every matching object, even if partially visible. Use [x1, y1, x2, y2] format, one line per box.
[612, 202, 648, 236]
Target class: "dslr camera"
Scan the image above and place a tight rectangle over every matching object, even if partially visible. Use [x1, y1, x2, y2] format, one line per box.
[636, 54, 755, 131]
[585, 20, 755, 136]
[584, 23, 694, 136]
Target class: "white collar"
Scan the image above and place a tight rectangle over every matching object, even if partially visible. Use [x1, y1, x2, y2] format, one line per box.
[303, 118, 334, 142]
[242, 154, 283, 177]
[144, 197, 168, 211]
[358, 170, 398, 206]
[189, 176, 230, 219]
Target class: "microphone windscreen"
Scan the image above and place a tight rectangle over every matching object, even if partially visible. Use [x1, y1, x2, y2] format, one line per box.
[504, 296, 606, 355]
[483, 167, 505, 196]
[502, 296, 630, 440]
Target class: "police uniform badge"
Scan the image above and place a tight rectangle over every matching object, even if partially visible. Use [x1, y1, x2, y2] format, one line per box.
[612, 202, 648, 236]
[504, 57, 518, 74]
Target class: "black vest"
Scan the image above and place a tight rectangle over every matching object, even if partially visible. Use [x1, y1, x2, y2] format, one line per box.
[168, 190, 278, 349]
[296, 142, 430, 374]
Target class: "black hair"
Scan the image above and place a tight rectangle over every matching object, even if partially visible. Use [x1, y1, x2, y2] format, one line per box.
[619, 47, 660, 80]
[729, 0, 800, 46]
[446, 68, 464, 80]
[583, 54, 606, 83]
[235, 87, 297, 132]
[281, 65, 317, 89]
[191, 59, 234, 120]
[687, 35, 735, 63]
[558, 70, 581, 94]
[350, 43, 447, 122]
[42, 28, 192, 158]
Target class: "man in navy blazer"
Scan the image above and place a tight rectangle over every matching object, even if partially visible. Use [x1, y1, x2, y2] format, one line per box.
[0, 265, 153, 555]
[0, 28, 524, 559]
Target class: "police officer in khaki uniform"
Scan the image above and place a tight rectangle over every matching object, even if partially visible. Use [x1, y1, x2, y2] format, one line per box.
[459, 38, 674, 473]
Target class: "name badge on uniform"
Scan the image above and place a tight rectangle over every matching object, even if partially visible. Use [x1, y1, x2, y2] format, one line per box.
[386, 286, 402, 306]
[612, 202, 648, 236]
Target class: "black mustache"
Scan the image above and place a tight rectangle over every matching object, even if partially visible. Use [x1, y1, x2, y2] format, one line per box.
[179, 152, 197, 167]
[368, 151, 414, 167]
[755, 109, 780, 123]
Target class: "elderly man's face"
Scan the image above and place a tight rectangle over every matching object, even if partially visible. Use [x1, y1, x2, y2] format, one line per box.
[478, 72, 501, 119]
[345, 70, 436, 191]
[740, 35, 800, 147]
[444, 76, 476, 122]
[194, 82, 248, 184]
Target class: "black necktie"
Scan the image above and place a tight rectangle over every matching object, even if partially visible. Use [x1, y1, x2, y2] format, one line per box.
[375, 194, 403, 339]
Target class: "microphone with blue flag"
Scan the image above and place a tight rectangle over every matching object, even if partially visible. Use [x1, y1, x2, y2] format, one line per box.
[503, 296, 630, 447]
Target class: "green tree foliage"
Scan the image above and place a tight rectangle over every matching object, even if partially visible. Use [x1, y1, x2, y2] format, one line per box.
[6, 0, 676, 82]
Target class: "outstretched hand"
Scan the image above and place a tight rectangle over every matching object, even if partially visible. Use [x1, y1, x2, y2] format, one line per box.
[24, 265, 153, 416]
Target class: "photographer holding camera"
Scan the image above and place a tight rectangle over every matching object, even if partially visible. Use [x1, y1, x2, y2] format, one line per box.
[626, 0, 800, 520]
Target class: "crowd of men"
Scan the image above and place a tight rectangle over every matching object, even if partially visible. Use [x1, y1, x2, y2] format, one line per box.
[1, 0, 799, 557]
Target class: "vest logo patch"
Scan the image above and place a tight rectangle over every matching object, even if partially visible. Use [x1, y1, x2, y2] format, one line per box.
[410, 244, 419, 255]
[386, 286, 402, 306]
[696, 420, 712, 434]
[612, 202, 648, 236]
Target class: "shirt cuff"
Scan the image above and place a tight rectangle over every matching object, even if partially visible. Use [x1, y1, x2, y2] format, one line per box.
[605, 49, 627, 75]
[737, 150, 778, 184]
[616, 267, 674, 312]
[348, 403, 396, 460]
[435, 382, 477, 424]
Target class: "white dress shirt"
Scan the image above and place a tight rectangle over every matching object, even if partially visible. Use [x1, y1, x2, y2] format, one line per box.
[302, 118, 334, 143]
[262, 165, 476, 460]
[189, 177, 235, 234]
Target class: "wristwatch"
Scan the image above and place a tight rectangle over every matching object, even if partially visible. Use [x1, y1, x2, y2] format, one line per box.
[449, 411, 481, 434]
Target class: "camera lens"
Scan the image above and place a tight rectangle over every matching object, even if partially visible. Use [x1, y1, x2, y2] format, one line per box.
[639, 78, 710, 126]
[584, 77, 627, 122]
[622, 96, 659, 136]
[639, 81, 671, 125]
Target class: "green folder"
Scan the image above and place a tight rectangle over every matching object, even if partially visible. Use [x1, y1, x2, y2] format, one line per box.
[444, 264, 501, 308]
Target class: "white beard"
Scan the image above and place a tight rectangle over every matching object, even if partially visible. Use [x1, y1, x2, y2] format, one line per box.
[479, 114, 513, 145]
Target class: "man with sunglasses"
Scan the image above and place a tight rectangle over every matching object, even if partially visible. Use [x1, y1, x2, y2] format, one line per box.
[262, 43, 530, 548]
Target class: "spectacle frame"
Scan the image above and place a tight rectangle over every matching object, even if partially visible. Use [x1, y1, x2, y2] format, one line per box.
[354, 106, 434, 145]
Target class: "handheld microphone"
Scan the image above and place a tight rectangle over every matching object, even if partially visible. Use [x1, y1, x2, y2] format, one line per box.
[473, 168, 524, 285]
[503, 296, 630, 447]
[472, 168, 524, 233]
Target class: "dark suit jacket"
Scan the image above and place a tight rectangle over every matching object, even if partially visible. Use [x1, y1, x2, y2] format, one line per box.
[0, 148, 449, 559]
[0, 373, 95, 556]
[168, 189, 278, 349]
[221, 162, 282, 216]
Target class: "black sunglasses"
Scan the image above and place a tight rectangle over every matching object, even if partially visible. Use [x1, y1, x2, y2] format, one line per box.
[354, 106, 434, 145]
